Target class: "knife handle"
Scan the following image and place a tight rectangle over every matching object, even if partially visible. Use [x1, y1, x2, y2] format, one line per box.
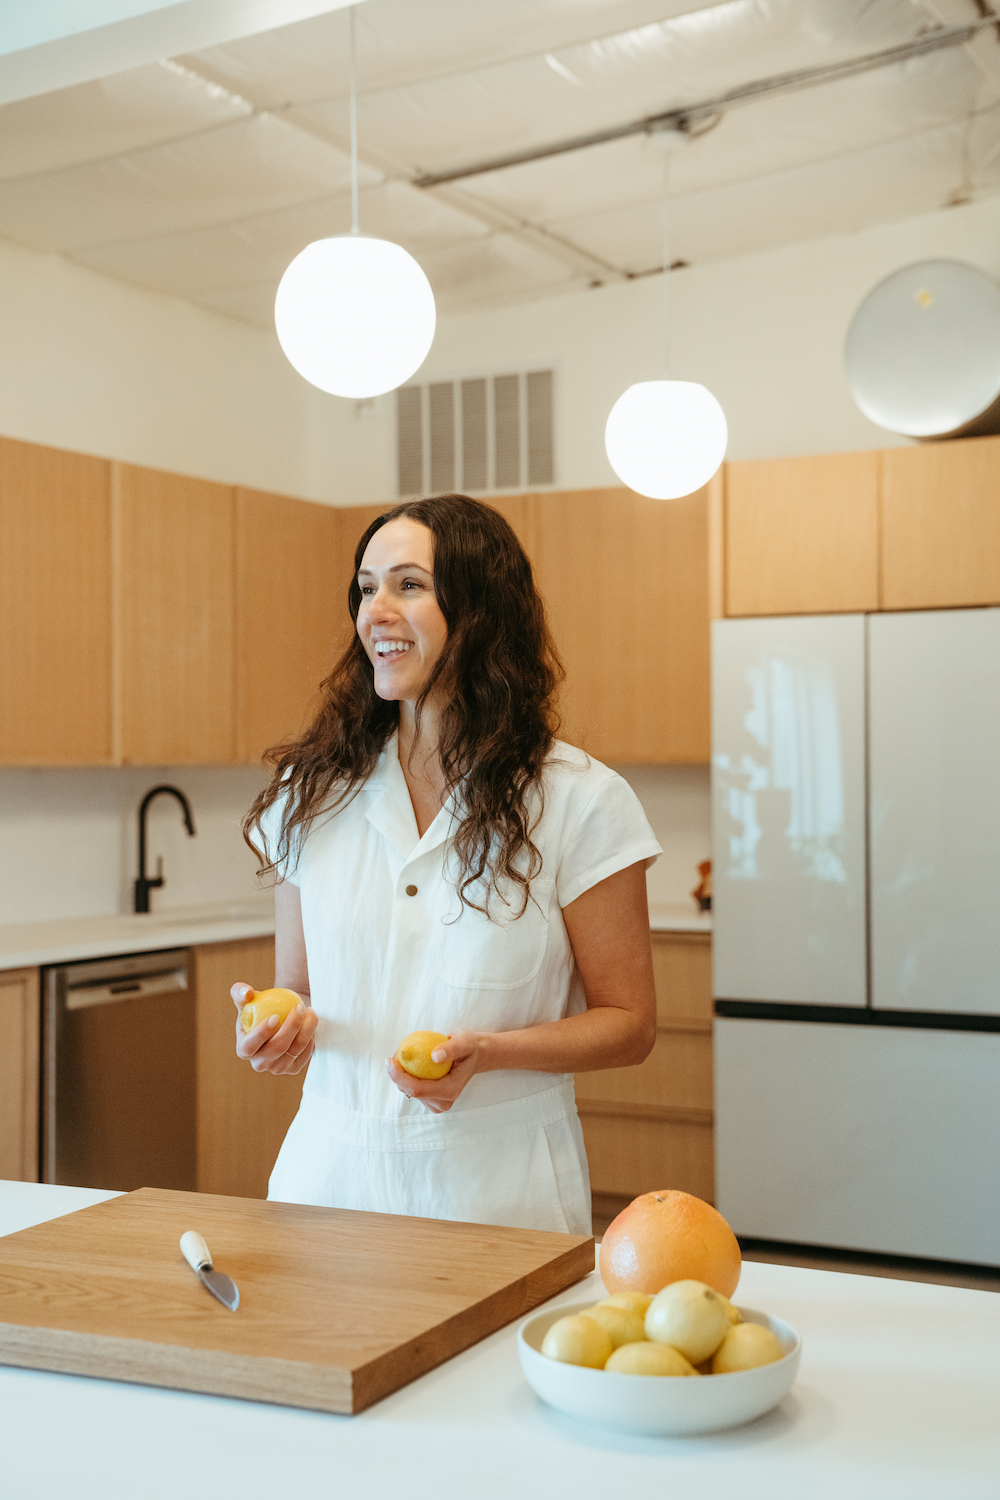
[180, 1231, 212, 1273]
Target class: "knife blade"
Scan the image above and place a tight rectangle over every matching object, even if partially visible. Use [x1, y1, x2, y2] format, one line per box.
[180, 1230, 240, 1311]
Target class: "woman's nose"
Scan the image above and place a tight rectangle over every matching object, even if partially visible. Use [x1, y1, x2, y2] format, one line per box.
[366, 584, 396, 620]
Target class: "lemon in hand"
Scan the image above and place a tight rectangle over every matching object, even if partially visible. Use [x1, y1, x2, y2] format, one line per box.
[239, 987, 302, 1033]
[394, 1030, 452, 1080]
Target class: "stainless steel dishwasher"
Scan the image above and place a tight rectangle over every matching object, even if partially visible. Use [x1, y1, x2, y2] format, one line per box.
[41, 948, 195, 1192]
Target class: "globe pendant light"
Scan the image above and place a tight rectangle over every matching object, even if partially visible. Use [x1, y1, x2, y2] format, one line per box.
[605, 380, 727, 500]
[274, 7, 435, 398]
[604, 153, 726, 499]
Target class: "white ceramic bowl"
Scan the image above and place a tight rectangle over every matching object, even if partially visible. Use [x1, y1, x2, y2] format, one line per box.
[518, 1298, 801, 1437]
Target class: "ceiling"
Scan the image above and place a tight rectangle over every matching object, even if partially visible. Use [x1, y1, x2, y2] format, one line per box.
[0, 0, 998, 329]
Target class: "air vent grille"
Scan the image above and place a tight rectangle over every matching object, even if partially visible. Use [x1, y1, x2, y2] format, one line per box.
[396, 369, 554, 497]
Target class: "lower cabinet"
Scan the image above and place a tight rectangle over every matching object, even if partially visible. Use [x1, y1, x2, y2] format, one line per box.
[194, 937, 303, 1200]
[577, 932, 713, 1216]
[0, 967, 40, 1182]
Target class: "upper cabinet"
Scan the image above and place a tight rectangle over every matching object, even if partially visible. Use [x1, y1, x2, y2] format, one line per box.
[725, 451, 879, 617]
[113, 463, 236, 764]
[881, 435, 1000, 610]
[235, 488, 341, 764]
[0, 438, 113, 764]
[531, 486, 710, 763]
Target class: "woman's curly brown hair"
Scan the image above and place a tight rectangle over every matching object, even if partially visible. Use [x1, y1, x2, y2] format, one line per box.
[244, 494, 564, 916]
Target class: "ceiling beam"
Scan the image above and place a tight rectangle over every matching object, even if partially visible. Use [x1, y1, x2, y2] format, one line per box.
[0, 0, 368, 108]
[413, 16, 999, 189]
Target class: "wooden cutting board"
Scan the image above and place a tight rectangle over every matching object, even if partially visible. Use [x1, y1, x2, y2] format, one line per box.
[0, 1187, 593, 1414]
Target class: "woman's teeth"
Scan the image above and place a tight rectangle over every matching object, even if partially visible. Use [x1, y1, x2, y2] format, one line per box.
[375, 640, 413, 656]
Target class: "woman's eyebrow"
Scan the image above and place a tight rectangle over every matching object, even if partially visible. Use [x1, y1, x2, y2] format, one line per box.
[357, 562, 432, 576]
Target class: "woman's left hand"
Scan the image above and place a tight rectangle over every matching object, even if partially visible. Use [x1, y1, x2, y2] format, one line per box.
[386, 1029, 480, 1112]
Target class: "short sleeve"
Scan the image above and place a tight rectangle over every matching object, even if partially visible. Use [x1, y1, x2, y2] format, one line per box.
[555, 770, 662, 908]
[251, 791, 301, 885]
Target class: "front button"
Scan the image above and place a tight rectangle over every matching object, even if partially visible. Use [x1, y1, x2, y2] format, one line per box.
[405, 883, 418, 897]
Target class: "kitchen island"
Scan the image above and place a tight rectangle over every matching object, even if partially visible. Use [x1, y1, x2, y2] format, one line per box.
[2, 1183, 997, 1500]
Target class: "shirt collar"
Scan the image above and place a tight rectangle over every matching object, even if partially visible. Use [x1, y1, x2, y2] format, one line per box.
[363, 733, 459, 863]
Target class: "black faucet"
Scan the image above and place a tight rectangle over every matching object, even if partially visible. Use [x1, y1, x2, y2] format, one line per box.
[134, 785, 196, 913]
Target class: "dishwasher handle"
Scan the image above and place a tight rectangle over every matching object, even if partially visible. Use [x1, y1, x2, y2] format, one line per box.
[65, 967, 188, 1011]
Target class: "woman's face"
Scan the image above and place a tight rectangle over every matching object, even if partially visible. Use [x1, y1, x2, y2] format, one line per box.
[357, 518, 449, 704]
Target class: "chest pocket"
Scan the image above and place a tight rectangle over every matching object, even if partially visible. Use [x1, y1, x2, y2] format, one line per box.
[434, 877, 553, 991]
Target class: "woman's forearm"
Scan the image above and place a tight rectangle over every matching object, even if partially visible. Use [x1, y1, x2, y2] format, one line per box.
[474, 1003, 655, 1076]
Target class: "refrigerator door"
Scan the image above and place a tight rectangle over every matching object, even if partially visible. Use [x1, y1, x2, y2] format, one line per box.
[870, 608, 1000, 1015]
[712, 615, 867, 1006]
[714, 1016, 1000, 1264]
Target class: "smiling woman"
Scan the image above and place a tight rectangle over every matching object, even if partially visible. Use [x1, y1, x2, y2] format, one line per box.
[235, 493, 661, 1234]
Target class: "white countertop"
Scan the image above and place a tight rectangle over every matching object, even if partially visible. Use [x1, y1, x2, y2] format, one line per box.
[2, 1182, 997, 1500]
[0, 899, 276, 970]
[648, 900, 712, 933]
[0, 897, 707, 971]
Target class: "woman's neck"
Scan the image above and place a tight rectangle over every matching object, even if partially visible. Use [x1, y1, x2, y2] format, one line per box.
[397, 699, 448, 838]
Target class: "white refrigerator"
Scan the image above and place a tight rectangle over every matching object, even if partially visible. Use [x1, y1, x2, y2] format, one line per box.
[712, 610, 1000, 1266]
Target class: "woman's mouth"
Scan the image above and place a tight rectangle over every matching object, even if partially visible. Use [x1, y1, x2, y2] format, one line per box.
[374, 640, 413, 663]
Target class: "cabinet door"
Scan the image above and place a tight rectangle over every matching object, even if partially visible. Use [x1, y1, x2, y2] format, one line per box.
[870, 608, 1000, 1014]
[712, 614, 868, 1005]
[532, 486, 710, 763]
[0, 438, 112, 764]
[113, 464, 235, 764]
[881, 436, 1000, 609]
[194, 936, 303, 1199]
[579, 934, 714, 1206]
[0, 968, 39, 1181]
[235, 489, 341, 764]
[725, 452, 879, 616]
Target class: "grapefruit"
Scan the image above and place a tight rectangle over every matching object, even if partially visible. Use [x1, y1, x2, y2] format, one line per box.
[599, 1189, 741, 1300]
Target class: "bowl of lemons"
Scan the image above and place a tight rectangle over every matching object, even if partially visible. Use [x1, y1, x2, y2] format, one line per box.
[518, 1281, 801, 1437]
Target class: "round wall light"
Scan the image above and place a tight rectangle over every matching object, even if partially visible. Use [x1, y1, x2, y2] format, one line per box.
[605, 380, 728, 499]
[274, 234, 436, 399]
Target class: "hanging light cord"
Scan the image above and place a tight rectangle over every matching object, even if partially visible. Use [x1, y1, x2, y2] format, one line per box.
[349, 4, 359, 235]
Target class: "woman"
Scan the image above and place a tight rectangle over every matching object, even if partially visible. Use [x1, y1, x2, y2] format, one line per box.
[235, 494, 660, 1235]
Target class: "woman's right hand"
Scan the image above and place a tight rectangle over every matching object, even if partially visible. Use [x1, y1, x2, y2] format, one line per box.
[231, 982, 318, 1076]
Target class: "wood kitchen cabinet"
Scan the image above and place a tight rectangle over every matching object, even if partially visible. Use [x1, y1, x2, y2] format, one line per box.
[578, 932, 714, 1213]
[529, 486, 710, 763]
[0, 967, 40, 1182]
[724, 451, 880, 617]
[235, 488, 341, 763]
[0, 437, 113, 764]
[194, 936, 303, 1200]
[113, 463, 236, 764]
[881, 435, 1000, 610]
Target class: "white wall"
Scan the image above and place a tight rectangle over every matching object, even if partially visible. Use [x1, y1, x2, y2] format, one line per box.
[413, 192, 1000, 488]
[614, 764, 712, 908]
[1, 192, 997, 507]
[0, 767, 267, 923]
[0, 235, 361, 502]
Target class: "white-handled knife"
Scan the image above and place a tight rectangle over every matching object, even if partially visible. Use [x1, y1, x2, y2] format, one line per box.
[180, 1231, 240, 1311]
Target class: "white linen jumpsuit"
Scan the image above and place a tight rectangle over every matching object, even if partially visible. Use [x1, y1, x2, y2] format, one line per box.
[262, 739, 660, 1235]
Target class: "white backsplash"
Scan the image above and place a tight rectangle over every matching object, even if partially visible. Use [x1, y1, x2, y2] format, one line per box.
[0, 761, 710, 927]
[612, 764, 712, 910]
[0, 767, 268, 925]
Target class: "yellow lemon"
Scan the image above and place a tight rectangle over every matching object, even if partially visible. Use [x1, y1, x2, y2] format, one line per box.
[541, 1314, 613, 1369]
[239, 987, 301, 1034]
[645, 1280, 730, 1364]
[599, 1291, 654, 1317]
[394, 1030, 452, 1080]
[711, 1321, 785, 1373]
[605, 1342, 698, 1377]
[584, 1303, 647, 1349]
[721, 1295, 742, 1325]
